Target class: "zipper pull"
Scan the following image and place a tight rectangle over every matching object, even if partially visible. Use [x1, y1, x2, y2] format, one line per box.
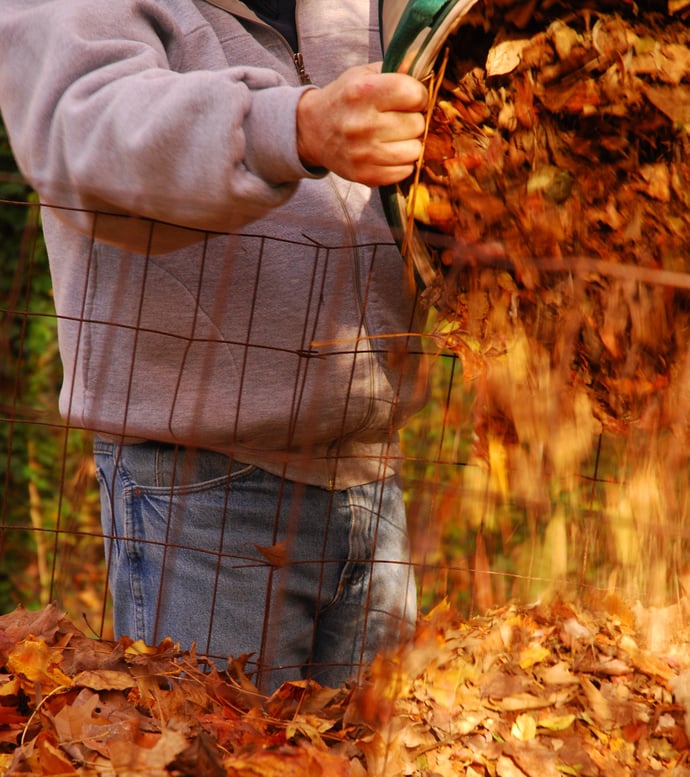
[293, 52, 311, 85]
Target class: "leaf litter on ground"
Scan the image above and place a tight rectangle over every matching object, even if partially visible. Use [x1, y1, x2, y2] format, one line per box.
[2, 595, 690, 775]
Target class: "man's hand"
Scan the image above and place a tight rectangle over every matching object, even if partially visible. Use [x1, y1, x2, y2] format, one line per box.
[297, 62, 428, 187]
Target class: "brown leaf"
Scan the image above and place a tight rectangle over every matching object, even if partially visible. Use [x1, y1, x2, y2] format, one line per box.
[0, 604, 65, 646]
[224, 744, 351, 777]
[72, 669, 136, 691]
[107, 727, 190, 777]
[254, 540, 290, 568]
[169, 728, 227, 777]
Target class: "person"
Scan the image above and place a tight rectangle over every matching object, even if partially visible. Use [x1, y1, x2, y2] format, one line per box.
[0, 0, 430, 692]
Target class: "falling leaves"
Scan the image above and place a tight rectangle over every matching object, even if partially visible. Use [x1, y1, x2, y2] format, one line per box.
[397, 0, 690, 610]
[405, 0, 690, 494]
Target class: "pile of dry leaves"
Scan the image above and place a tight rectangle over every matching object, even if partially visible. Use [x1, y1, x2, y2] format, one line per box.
[408, 0, 690, 487]
[2, 596, 690, 775]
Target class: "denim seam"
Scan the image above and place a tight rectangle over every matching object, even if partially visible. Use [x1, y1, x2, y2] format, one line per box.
[121, 484, 148, 640]
[318, 488, 371, 613]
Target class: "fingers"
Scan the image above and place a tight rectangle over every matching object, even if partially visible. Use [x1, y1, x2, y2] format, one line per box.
[341, 67, 428, 115]
[296, 65, 429, 186]
[371, 72, 429, 113]
[375, 109, 426, 144]
[342, 133, 424, 188]
[366, 164, 418, 187]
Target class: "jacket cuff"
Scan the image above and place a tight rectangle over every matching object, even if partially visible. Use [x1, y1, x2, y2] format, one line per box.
[243, 84, 327, 184]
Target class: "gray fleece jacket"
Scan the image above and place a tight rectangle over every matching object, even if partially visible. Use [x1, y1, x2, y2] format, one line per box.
[0, 0, 427, 488]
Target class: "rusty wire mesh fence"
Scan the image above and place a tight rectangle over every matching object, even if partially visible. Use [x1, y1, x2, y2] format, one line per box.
[2, 181, 690, 679]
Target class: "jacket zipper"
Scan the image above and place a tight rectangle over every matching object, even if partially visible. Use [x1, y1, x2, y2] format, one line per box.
[292, 51, 311, 85]
[204, 1, 310, 85]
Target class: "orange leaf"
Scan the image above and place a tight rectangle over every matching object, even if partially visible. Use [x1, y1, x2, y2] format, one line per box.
[7, 636, 72, 692]
[34, 730, 80, 776]
[123, 636, 177, 657]
[473, 533, 494, 612]
[225, 745, 350, 777]
[254, 541, 290, 568]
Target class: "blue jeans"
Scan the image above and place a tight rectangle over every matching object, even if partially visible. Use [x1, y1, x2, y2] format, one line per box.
[94, 439, 416, 691]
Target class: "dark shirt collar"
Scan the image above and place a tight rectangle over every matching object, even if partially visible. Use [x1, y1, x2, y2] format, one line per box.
[244, 0, 297, 50]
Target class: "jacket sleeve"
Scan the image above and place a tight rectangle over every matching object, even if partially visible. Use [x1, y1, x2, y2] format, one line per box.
[0, 0, 316, 251]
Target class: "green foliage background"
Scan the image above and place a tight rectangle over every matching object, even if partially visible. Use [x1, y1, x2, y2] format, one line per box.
[0, 119, 45, 611]
[0, 118, 105, 629]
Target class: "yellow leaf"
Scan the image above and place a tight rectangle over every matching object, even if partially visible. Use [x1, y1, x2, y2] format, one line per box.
[7, 636, 72, 692]
[511, 713, 537, 741]
[538, 713, 576, 731]
[518, 643, 550, 670]
[408, 183, 454, 226]
[124, 637, 176, 657]
[488, 437, 509, 499]
[423, 598, 451, 622]
[0, 677, 22, 697]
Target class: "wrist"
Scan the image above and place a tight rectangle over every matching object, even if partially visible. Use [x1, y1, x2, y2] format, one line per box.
[296, 87, 323, 170]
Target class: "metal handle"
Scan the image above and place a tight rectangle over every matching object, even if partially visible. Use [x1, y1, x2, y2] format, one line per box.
[381, 0, 460, 73]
